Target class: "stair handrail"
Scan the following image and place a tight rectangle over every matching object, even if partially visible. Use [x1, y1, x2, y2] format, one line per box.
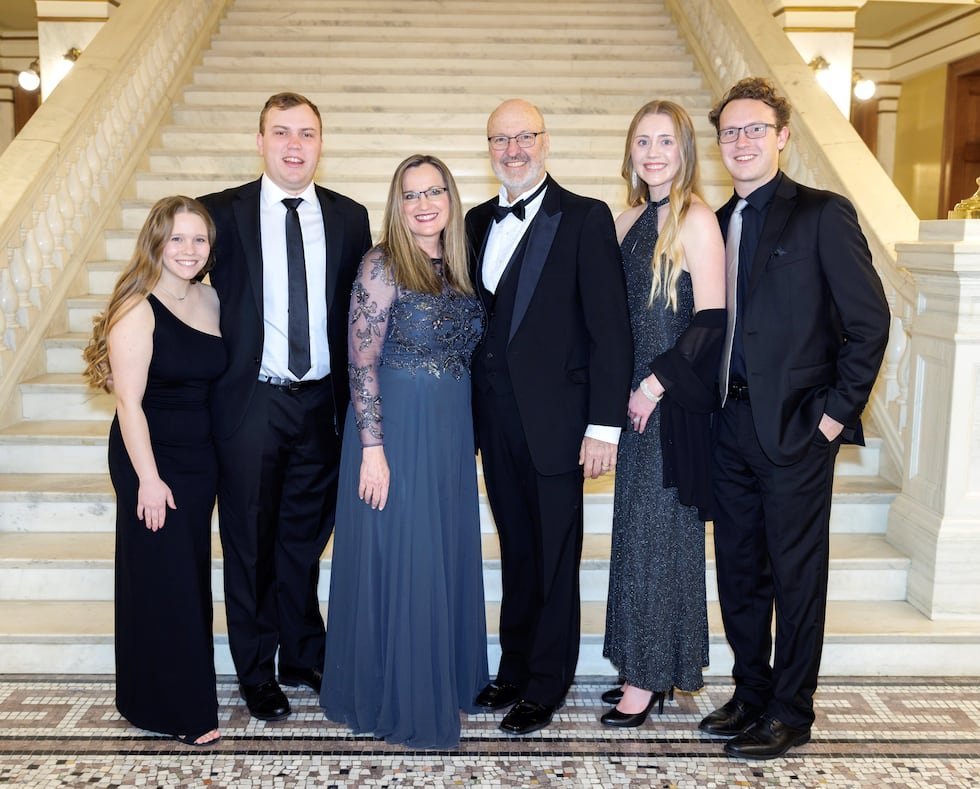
[0, 0, 229, 426]
[667, 0, 918, 481]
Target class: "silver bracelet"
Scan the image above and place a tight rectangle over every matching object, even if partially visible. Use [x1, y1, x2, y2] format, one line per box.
[640, 379, 663, 403]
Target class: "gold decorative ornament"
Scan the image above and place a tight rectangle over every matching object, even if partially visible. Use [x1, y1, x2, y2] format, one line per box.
[949, 178, 980, 219]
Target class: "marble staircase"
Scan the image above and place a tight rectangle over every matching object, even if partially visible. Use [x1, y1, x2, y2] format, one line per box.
[1, 0, 978, 676]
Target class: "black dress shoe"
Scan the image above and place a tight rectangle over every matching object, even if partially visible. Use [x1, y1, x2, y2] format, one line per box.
[240, 680, 291, 721]
[724, 715, 811, 760]
[279, 665, 323, 693]
[600, 686, 624, 705]
[698, 698, 764, 737]
[474, 681, 522, 710]
[600, 688, 671, 727]
[499, 700, 560, 735]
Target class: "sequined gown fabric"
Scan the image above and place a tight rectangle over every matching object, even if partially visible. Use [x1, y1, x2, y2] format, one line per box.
[602, 203, 709, 693]
[110, 294, 225, 737]
[321, 255, 489, 749]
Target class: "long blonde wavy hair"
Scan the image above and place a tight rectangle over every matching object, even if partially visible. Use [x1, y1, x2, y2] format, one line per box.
[622, 101, 701, 312]
[82, 196, 215, 392]
[377, 154, 473, 296]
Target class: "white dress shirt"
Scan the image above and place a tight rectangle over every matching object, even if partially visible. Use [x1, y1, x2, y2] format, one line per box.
[258, 174, 330, 381]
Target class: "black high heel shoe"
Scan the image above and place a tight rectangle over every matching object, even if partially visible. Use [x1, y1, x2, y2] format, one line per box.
[601, 686, 624, 705]
[599, 688, 674, 728]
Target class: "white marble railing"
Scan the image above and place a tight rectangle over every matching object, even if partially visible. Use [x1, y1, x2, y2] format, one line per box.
[0, 0, 229, 424]
[668, 0, 920, 482]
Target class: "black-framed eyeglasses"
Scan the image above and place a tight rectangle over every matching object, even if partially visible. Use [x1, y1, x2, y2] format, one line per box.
[718, 123, 778, 144]
[402, 186, 449, 202]
[487, 131, 547, 151]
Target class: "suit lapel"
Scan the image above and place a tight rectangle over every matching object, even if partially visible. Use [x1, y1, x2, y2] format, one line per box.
[316, 185, 343, 311]
[748, 175, 797, 296]
[510, 177, 561, 341]
[233, 180, 263, 318]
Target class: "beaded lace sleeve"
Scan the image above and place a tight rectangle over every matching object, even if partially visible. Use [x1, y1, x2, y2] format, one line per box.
[348, 250, 397, 447]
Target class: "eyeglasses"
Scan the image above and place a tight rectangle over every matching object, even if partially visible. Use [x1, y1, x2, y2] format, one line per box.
[487, 131, 547, 151]
[402, 186, 449, 202]
[717, 123, 778, 144]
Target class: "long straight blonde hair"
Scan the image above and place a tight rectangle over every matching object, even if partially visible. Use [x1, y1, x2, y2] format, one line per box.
[621, 101, 701, 312]
[82, 196, 215, 391]
[378, 154, 472, 296]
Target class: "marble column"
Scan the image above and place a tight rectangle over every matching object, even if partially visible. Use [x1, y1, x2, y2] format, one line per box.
[888, 220, 980, 617]
[36, 0, 116, 100]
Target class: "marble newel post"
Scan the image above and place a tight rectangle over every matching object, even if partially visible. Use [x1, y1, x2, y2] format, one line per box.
[887, 220, 980, 618]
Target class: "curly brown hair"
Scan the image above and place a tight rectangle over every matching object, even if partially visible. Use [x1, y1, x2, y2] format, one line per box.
[708, 77, 792, 134]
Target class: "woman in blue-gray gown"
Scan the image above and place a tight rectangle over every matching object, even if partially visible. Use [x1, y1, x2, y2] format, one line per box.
[321, 154, 488, 749]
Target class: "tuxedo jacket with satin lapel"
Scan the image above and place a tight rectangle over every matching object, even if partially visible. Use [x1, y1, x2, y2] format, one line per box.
[466, 175, 632, 476]
[718, 172, 889, 466]
[200, 178, 372, 439]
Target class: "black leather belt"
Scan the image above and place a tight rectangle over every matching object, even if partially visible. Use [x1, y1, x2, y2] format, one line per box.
[258, 374, 328, 391]
[727, 381, 750, 401]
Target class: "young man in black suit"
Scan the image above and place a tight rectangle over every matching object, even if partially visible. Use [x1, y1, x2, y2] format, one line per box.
[199, 92, 372, 721]
[466, 99, 632, 735]
[701, 77, 889, 759]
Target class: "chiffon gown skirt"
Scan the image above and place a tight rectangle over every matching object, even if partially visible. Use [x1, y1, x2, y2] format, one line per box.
[322, 259, 488, 749]
[110, 294, 225, 738]
[602, 202, 709, 694]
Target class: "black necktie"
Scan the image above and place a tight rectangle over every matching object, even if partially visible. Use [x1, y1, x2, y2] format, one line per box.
[492, 180, 548, 223]
[282, 197, 311, 379]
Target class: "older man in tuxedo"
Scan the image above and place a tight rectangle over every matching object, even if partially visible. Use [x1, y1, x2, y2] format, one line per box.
[700, 77, 889, 759]
[199, 92, 372, 721]
[466, 99, 632, 735]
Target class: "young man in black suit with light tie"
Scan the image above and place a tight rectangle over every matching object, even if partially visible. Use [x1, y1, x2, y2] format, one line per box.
[199, 92, 372, 721]
[466, 99, 632, 735]
[701, 77, 889, 759]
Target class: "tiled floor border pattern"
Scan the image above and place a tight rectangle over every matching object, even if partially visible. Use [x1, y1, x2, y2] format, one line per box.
[0, 676, 978, 787]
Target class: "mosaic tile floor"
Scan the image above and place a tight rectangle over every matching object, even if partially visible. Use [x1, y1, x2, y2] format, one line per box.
[0, 676, 977, 787]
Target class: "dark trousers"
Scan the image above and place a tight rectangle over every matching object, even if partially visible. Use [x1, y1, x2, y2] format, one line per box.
[216, 378, 341, 686]
[712, 399, 840, 729]
[475, 388, 584, 707]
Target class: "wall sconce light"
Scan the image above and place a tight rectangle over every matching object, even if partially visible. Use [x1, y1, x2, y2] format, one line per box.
[808, 55, 835, 92]
[17, 59, 41, 92]
[853, 72, 876, 101]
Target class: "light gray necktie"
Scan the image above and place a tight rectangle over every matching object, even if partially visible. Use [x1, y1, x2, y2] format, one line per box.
[719, 198, 748, 407]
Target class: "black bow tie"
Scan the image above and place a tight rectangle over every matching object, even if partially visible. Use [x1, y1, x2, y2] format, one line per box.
[492, 181, 547, 223]
[493, 199, 527, 223]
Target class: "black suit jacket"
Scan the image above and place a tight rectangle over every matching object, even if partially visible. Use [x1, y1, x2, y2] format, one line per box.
[199, 179, 372, 439]
[718, 173, 889, 465]
[466, 175, 632, 475]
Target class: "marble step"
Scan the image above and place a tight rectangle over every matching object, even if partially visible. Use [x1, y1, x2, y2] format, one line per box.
[45, 333, 91, 374]
[179, 83, 707, 109]
[193, 56, 697, 80]
[129, 175, 734, 221]
[168, 106, 717, 131]
[224, 0, 663, 11]
[157, 125, 722, 154]
[17, 376, 113, 422]
[0, 459, 895, 535]
[212, 19, 671, 38]
[200, 43, 692, 67]
[143, 149, 726, 180]
[1, 599, 977, 676]
[0, 531, 909, 604]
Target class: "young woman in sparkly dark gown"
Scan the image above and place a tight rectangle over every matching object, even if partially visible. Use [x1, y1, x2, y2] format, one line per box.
[601, 102, 726, 727]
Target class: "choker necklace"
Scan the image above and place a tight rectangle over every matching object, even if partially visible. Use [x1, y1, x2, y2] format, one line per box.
[157, 283, 192, 302]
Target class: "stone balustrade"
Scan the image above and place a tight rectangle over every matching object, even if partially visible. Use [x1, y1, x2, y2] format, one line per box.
[0, 0, 228, 425]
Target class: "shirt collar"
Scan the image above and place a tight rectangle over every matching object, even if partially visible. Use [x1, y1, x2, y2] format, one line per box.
[740, 170, 783, 213]
[497, 176, 548, 208]
[260, 174, 318, 207]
